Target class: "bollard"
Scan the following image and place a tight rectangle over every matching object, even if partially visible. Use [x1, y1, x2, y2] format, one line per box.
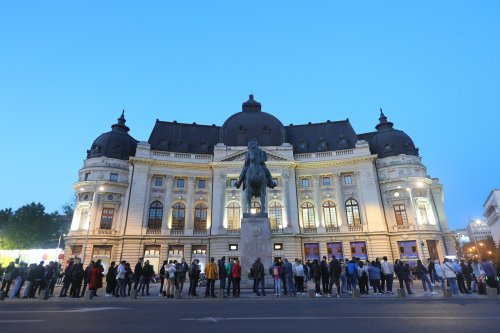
[352, 288, 361, 298]
[308, 289, 315, 298]
[397, 288, 406, 298]
[217, 289, 224, 299]
[85, 290, 93, 300]
[0, 291, 5, 301]
[442, 288, 452, 298]
[130, 289, 138, 299]
[174, 289, 181, 299]
[486, 287, 498, 299]
[38, 289, 49, 301]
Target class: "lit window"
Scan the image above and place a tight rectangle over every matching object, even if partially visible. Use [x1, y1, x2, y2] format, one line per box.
[251, 202, 261, 214]
[322, 200, 338, 227]
[155, 177, 163, 187]
[301, 178, 309, 188]
[269, 202, 283, 229]
[194, 204, 207, 230]
[345, 198, 361, 226]
[301, 202, 315, 228]
[322, 177, 331, 186]
[110, 173, 118, 182]
[227, 203, 241, 229]
[344, 175, 352, 184]
[198, 179, 206, 189]
[100, 208, 114, 229]
[148, 201, 163, 229]
[176, 178, 185, 188]
[172, 203, 185, 230]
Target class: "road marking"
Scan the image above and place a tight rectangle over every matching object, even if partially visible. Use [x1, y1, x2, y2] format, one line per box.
[0, 320, 45, 323]
[181, 316, 500, 322]
[0, 307, 129, 314]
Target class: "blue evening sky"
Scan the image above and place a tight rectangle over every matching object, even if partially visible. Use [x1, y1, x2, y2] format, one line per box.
[0, 1, 498, 230]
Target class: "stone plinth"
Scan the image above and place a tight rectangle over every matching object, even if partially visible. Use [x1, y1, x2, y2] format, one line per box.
[240, 213, 272, 288]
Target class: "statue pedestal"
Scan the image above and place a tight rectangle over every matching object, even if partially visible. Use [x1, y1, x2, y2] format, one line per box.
[240, 214, 272, 288]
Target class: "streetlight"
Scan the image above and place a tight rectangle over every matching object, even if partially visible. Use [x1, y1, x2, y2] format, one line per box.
[406, 183, 426, 260]
[470, 219, 482, 261]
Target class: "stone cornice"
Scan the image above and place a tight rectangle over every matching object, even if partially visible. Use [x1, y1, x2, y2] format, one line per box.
[130, 157, 212, 170]
[294, 155, 377, 169]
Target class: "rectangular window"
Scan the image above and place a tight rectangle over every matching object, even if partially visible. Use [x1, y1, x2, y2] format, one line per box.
[303, 243, 320, 261]
[394, 204, 408, 225]
[176, 178, 185, 188]
[155, 177, 163, 187]
[322, 177, 331, 186]
[273, 243, 283, 251]
[398, 241, 419, 260]
[198, 179, 206, 189]
[100, 208, 114, 229]
[71, 245, 83, 256]
[418, 203, 429, 224]
[229, 178, 237, 187]
[110, 173, 118, 182]
[229, 244, 239, 251]
[301, 178, 309, 188]
[84, 172, 91, 181]
[350, 241, 368, 260]
[344, 175, 352, 184]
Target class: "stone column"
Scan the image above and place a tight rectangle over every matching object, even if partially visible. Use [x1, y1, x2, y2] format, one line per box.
[312, 175, 323, 229]
[281, 172, 289, 229]
[334, 173, 345, 226]
[163, 175, 174, 230]
[185, 176, 196, 235]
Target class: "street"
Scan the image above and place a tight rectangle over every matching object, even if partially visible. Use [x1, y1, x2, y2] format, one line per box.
[1, 298, 499, 333]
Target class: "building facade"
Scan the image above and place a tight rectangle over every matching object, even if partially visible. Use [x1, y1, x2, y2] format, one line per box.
[484, 189, 500, 247]
[466, 219, 492, 243]
[65, 95, 456, 273]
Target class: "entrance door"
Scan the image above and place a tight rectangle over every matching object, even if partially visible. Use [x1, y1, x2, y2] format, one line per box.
[426, 240, 439, 261]
[92, 245, 112, 274]
[144, 245, 161, 274]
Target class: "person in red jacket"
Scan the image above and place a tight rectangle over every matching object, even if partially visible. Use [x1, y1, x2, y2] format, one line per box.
[88, 259, 104, 299]
[231, 259, 241, 297]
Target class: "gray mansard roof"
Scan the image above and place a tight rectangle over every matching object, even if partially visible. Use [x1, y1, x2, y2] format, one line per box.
[88, 96, 419, 159]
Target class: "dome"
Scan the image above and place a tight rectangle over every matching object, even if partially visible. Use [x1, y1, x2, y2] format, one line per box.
[220, 94, 286, 146]
[87, 111, 138, 160]
[368, 110, 419, 159]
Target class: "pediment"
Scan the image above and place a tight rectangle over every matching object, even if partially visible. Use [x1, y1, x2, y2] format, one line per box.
[216, 148, 292, 162]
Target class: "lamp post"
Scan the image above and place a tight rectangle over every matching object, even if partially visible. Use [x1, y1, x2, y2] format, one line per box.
[405, 182, 426, 260]
[470, 219, 482, 261]
[82, 184, 104, 265]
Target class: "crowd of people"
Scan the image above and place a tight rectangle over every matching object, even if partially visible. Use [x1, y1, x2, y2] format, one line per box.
[1, 255, 499, 300]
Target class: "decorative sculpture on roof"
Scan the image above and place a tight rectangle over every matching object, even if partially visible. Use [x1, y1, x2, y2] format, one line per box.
[235, 138, 276, 214]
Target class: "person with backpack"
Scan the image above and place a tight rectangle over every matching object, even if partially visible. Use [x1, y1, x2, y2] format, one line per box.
[166, 260, 176, 298]
[357, 261, 369, 295]
[442, 258, 459, 296]
[272, 259, 284, 297]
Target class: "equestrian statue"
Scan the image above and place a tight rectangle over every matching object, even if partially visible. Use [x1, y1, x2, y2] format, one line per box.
[235, 138, 276, 214]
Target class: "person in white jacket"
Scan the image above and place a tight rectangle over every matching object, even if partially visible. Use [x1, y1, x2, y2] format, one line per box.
[434, 260, 445, 290]
[441, 259, 459, 295]
[116, 260, 127, 297]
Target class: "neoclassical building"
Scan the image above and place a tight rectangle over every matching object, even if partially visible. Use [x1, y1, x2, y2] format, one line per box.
[66, 95, 456, 273]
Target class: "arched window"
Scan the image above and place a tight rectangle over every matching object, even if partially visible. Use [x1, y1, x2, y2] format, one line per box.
[251, 201, 261, 214]
[171, 202, 185, 230]
[227, 202, 240, 230]
[322, 200, 338, 227]
[269, 202, 283, 229]
[194, 203, 207, 230]
[148, 201, 163, 229]
[301, 202, 315, 228]
[345, 199, 361, 226]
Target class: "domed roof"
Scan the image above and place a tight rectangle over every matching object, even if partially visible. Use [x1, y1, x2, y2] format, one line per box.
[220, 95, 286, 146]
[368, 109, 419, 158]
[87, 111, 138, 160]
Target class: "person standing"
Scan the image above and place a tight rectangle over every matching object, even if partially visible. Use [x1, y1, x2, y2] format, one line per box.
[80, 261, 93, 297]
[159, 260, 167, 296]
[272, 259, 284, 297]
[139, 260, 154, 296]
[133, 258, 144, 290]
[442, 258, 459, 296]
[381, 256, 394, 294]
[461, 260, 472, 292]
[416, 259, 437, 295]
[9, 262, 26, 299]
[124, 262, 133, 296]
[188, 259, 200, 298]
[175, 258, 189, 295]
[340, 259, 348, 293]
[311, 259, 321, 297]
[217, 256, 228, 295]
[59, 260, 74, 297]
[30, 261, 46, 298]
[70, 263, 84, 298]
[368, 261, 381, 295]
[453, 259, 470, 294]
[346, 258, 358, 292]
[105, 262, 117, 297]
[282, 258, 296, 297]
[226, 259, 233, 296]
[357, 261, 369, 295]
[328, 256, 342, 297]
[293, 259, 305, 295]
[374, 258, 385, 293]
[434, 259, 446, 290]
[166, 260, 176, 298]
[252, 258, 266, 296]
[205, 257, 218, 298]
[231, 259, 241, 297]
[88, 259, 104, 299]
[427, 258, 436, 285]
[116, 260, 127, 297]
[320, 256, 330, 296]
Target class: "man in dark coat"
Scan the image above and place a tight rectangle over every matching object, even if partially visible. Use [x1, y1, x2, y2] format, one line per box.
[329, 256, 342, 297]
[133, 258, 144, 290]
[320, 256, 330, 295]
[311, 259, 321, 296]
[252, 258, 266, 296]
[218, 256, 228, 294]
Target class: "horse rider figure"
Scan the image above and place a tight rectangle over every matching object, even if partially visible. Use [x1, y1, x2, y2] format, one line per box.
[236, 138, 276, 191]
